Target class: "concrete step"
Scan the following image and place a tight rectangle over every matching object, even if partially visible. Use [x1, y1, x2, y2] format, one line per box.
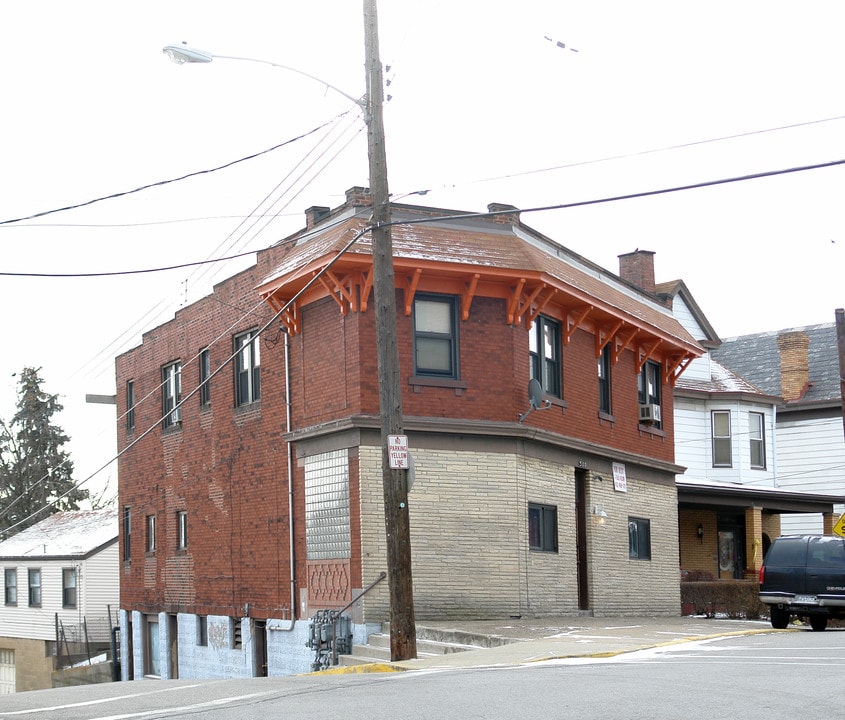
[336, 624, 513, 667]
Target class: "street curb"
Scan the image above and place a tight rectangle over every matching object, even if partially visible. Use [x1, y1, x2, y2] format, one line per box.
[315, 626, 789, 674]
[312, 662, 406, 675]
[521, 627, 790, 664]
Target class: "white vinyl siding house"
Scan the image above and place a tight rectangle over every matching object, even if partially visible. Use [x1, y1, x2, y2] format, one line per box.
[777, 417, 845, 534]
[0, 509, 119, 693]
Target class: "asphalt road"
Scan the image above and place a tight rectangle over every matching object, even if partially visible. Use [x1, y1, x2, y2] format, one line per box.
[2, 629, 841, 720]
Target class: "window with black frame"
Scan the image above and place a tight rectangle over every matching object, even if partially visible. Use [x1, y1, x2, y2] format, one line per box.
[234, 331, 261, 406]
[161, 361, 182, 429]
[413, 295, 459, 379]
[628, 517, 651, 560]
[528, 503, 558, 552]
[529, 316, 561, 398]
[598, 343, 612, 414]
[199, 348, 211, 407]
[637, 360, 662, 429]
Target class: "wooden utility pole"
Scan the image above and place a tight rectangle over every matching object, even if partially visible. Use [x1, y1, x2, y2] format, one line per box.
[836, 308, 845, 439]
[362, 0, 417, 661]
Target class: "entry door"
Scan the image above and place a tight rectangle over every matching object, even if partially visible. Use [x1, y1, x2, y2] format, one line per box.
[168, 614, 179, 679]
[253, 620, 268, 677]
[718, 527, 745, 579]
[0, 648, 14, 695]
[575, 469, 589, 610]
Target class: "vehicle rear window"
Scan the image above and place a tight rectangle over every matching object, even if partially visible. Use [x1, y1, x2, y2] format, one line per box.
[765, 537, 807, 566]
[807, 537, 845, 568]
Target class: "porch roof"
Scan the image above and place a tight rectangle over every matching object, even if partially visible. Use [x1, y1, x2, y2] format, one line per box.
[677, 478, 845, 514]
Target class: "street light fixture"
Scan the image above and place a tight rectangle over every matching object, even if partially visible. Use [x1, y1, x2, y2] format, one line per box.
[162, 43, 367, 111]
[161, 0, 416, 663]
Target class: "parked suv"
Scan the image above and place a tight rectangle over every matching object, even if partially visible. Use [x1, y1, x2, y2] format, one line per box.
[759, 535, 845, 631]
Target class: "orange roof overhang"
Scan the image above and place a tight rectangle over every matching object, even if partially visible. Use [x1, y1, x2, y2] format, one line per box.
[257, 252, 702, 386]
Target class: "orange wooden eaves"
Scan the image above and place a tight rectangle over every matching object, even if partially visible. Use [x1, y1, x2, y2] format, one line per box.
[257, 252, 702, 384]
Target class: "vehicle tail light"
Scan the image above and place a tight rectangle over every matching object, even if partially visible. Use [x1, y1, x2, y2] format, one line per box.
[758, 566, 765, 583]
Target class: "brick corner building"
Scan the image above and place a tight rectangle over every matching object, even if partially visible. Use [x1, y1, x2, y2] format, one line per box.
[115, 188, 702, 679]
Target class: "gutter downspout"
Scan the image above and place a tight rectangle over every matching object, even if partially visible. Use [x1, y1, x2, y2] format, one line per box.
[277, 329, 296, 632]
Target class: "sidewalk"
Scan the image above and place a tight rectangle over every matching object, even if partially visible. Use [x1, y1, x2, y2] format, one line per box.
[325, 615, 780, 673]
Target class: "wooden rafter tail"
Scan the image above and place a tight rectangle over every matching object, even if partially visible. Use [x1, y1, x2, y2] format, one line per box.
[404, 268, 423, 316]
[280, 305, 300, 336]
[514, 283, 545, 327]
[665, 353, 694, 386]
[506, 278, 527, 325]
[526, 287, 556, 328]
[461, 273, 480, 321]
[636, 338, 663, 373]
[316, 273, 348, 315]
[564, 306, 592, 345]
[359, 268, 374, 312]
[595, 319, 624, 357]
[613, 327, 638, 364]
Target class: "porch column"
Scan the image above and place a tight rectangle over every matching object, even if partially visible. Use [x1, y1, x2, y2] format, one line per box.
[823, 512, 836, 535]
[744, 506, 764, 578]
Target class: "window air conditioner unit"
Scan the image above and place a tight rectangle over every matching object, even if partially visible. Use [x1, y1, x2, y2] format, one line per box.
[639, 403, 661, 423]
[171, 406, 182, 424]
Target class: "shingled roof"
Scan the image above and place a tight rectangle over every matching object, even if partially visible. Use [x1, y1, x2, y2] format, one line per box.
[711, 322, 839, 405]
[258, 195, 703, 367]
[0, 508, 118, 559]
[675, 357, 773, 397]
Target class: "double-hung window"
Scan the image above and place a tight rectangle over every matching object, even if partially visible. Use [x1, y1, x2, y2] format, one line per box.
[712, 410, 732, 467]
[126, 380, 135, 432]
[749, 412, 766, 469]
[638, 360, 662, 428]
[4, 568, 17, 605]
[598, 343, 612, 414]
[235, 331, 261, 406]
[146, 514, 156, 553]
[177, 510, 188, 551]
[28, 568, 41, 607]
[199, 348, 211, 407]
[62, 568, 77, 608]
[529, 316, 561, 398]
[123, 506, 131, 562]
[413, 295, 459, 379]
[162, 362, 182, 429]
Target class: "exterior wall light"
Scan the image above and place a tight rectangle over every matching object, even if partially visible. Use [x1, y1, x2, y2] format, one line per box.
[697, 523, 704, 543]
[592, 505, 608, 526]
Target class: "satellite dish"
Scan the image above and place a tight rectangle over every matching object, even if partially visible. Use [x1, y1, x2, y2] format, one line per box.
[519, 379, 553, 422]
[528, 378, 544, 409]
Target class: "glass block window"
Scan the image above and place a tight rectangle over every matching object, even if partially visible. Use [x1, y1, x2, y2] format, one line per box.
[304, 449, 350, 560]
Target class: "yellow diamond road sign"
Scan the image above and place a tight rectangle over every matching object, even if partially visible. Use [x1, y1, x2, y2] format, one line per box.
[833, 515, 845, 538]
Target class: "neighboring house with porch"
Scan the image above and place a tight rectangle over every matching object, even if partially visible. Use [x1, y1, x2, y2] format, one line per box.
[710, 322, 845, 536]
[115, 188, 704, 680]
[638, 276, 844, 581]
[0, 508, 119, 693]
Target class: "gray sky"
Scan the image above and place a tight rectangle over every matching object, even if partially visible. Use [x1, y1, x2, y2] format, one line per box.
[1, 0, 843, 505]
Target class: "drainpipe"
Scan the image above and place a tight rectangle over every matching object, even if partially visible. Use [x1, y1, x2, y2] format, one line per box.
[285, 329, 296, 629]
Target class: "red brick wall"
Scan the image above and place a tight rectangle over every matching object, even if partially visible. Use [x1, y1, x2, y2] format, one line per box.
[116, 255, 677, 619]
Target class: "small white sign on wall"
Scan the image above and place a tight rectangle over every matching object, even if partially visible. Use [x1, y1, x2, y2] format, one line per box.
[612, 462, 627, 492]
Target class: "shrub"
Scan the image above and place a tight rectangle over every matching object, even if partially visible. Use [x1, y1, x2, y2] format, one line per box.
[680, 580, 767, 619]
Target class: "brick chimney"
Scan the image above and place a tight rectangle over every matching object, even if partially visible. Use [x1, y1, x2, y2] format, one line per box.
[487, 203, 521, 225]
[618, 250, 656, 293]
[304, 206, 330, 229]
[777, 330, 810, 401]
[345, 186, 373, 207]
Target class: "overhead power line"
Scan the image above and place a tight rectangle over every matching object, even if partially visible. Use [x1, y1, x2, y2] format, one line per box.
[4, 156, 845, 278]
[0, 115, 349, 227]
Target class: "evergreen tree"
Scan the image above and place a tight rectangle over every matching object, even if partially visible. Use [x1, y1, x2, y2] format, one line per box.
[0, 367, 88, 536]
